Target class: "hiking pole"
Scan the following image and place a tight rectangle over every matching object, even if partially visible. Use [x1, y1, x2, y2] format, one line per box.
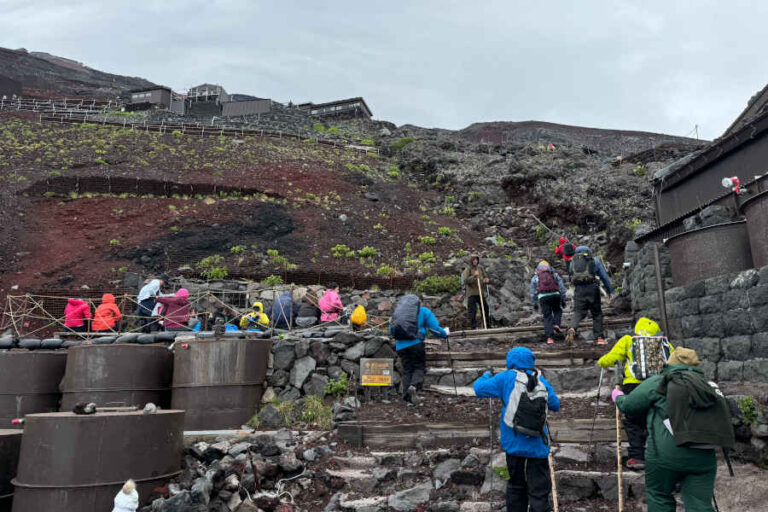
[444, 332, 459, 397]
[615, 385, 624, 512]
[587, 367, 605, 463]
[712, 493, 721, 512]
[546, 421, 560, 512]
[476, 274, 488, 330]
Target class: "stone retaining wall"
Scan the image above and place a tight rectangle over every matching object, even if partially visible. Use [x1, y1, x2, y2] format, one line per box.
[625, 241, 672, 321]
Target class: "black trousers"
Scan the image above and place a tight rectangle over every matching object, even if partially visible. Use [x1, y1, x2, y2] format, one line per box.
[467, 294, 489, 329]
[622, 383, 647, 460]
[569, 284, 603, 338]
[136, 298, 156, 333]
[506, 454, 552, 512]
[538, 295, 563, 339]
[398, 343, 426, 399]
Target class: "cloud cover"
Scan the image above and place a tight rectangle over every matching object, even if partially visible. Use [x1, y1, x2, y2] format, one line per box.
[0, 0, 765, 139]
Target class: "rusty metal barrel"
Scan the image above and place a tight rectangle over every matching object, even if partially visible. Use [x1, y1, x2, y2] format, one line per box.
[61, 344, 173, 410]
[0, 352, 67, 426]
[665, 221, 753, 287]
[172, 338, 271, 430]
[0, 430, 22, 512]
[740, 190, 768, 268]
[11, 410, 184, 512]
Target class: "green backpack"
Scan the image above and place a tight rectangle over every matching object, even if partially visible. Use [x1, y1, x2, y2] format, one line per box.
[571, 252, 596, 285]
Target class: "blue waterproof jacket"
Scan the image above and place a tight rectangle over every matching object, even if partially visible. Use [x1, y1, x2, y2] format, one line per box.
[270, 292, 300, 328]
[572, 245, 613, 294]
[392, 306, 447, 351]
[473, 347, 560, 458]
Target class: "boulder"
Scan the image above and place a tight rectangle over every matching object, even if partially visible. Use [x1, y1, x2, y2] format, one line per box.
[295, 339, 310, 358]
[258, 404, 285, 428]
[433, 458, 461, 483]
[334, 332, 363, 345]
[310, 341, 331, 362]
[343, 341, 366, 361]
[303, 373, 329, 396]
[387, 482, 433, 512]
[290, 356, 317, 388]
[268, 369, 289, 387]
[273, 340, 296, 371]
[278, 387, 301, 403]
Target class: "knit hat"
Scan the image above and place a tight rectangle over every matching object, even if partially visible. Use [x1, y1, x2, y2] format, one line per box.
[667, 347, 700, 367]
[538, 260, 550, 267]
[176, 288, 189, 298]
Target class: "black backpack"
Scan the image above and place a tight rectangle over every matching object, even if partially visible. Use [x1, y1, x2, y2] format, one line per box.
[563, 243, 576, 257]
[570, 252, 596, 285]
[391, 294, 421, 340]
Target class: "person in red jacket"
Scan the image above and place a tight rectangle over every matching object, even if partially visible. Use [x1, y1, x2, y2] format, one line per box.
[92, 293, 123, 332]
[64, 298, 92, 333]
[554, 237, 574, 263]
[156, 288, 191, 331]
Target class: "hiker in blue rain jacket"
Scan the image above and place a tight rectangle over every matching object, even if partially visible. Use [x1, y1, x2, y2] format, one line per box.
[474, 347, 561, 512]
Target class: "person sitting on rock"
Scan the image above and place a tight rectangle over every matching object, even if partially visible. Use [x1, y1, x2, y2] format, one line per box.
[461, 254, 490, 330]
[473, 347, 560, 512]
[64, 297, 92, 333]
[91, 293, 123, 333]
[599, 317, 674, 471]
[613, 348, 734, 511]
[529, 261, 566, 345]
[239, 301, 270, 330]
[318, 283, 345, 323]
[156, 288, 191, 332]
[295, 290, 321, 327]
[271, 291, 300, 329]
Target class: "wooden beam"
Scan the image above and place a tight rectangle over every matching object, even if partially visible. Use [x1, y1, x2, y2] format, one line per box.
[449, 317, 633, 338]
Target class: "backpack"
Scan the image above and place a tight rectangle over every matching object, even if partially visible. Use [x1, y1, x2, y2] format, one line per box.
[350, 305, 367, 326]
[563, 243, 576, 257]
[629, 336, 672, 380]
[536, 268, 559, 294]
[391, 294, 421, 340]
[570, 253, 596, 285]
[503, 371, 549, 442]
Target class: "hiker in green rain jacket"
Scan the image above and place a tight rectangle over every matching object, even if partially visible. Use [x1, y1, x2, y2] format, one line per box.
[612, 348, 734, 512]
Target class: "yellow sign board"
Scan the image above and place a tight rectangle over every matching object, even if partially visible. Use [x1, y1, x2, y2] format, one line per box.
[360, 358, 393, 387]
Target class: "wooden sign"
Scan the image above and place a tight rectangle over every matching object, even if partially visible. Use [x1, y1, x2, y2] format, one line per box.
[360, 358, 393, 386]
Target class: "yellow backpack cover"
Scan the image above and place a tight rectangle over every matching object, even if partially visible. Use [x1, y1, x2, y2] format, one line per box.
[350, 305, 367, 326]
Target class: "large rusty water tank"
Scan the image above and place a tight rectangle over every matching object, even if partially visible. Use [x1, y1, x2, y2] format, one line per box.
[11, 410, 184, 512]
[172, 338, 271, 430]
[0, 352, 67, 426]
[665, 221, 753, 287]
[740, 190, 768, 268]
[0, 430, 22, 512]
[61, 344, 173, 410]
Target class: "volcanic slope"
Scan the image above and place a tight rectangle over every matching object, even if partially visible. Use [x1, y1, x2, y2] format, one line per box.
[0, 114, 480, 297]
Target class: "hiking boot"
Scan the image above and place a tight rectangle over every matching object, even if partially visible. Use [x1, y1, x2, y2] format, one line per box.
[406, 385, 421, 405]
[565, 328, 576, 345]
[547, 338, 554, 345]
[597, 337, 608, 345]
[626, 458, 645, 470]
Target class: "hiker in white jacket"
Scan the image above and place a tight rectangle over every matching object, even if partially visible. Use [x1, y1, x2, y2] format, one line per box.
[112, 479, 139, 512]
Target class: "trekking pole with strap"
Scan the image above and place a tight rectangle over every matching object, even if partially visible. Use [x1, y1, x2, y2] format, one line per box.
[614, 363, 624, 512]
[587, 367, 605, 463]
[545, 420, 560, 512]
[476, 274, 488, 330]
[444, 332, 459, 397]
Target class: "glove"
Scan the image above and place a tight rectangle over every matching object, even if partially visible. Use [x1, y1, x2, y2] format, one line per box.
[611, 389, 625, 403]
[443, 326, 451, 336]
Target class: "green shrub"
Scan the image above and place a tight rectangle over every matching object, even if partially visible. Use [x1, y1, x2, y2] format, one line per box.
[535, 224, 548, 244]
[197, 255, 229, 280]
[493, 466, 510, 480]
[358, 246, 378, 258]
[325, 373, 348, 398]
[313, 122, 326, 133]
[327, 126, 341, 135]
[171, 130, 183, 137]
[360, 139, 374, 146]
[109, 239, 120, 246]
[48, 170, 61, 178]
[376, 264, 395, 277]
[392, 137, 414, 150]
[332, 244, 356, 258]
[299, 396, 332, 428]
[455, 249, 467, 257]
[261, 274, 283, 286]
[230, 245, 246, 254]
[413, 275, 460, 294]
[439, 206, 455, 216]
[387, 165, 401, 180]
[418, 251, 436, 263]
[419, 236, 436, 245]
[738, 396, 758, 427]
[438, 227, 453, 237]
[632, 165, 647, 177]
[624, 218, 642, 231]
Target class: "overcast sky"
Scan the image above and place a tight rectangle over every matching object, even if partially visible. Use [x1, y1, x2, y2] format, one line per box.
[1, 0, 765, 139]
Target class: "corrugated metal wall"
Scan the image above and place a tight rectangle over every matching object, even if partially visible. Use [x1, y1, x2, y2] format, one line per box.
[221, 99, 272, 117]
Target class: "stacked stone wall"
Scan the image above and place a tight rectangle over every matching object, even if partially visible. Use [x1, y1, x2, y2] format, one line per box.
[625, 241, 672, 321]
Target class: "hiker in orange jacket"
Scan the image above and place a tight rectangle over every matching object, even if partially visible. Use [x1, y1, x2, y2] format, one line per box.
[92, 293, 123, 332]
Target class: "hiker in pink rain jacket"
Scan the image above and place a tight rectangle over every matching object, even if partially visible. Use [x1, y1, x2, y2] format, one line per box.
[64, 298, 92, 332]
[318, 283, 344, 322]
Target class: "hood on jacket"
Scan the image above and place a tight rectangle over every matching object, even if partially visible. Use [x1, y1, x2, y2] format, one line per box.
[668, 347, 699, 366]
[469, 254, 480, 266]
[68, 298, 86, 307]
[506, 347, 536, 370]
[575, 245, 590, 255]
[559, 237, 567, 244]
[176, 288, 189, 299]
[634, 317, 661, 336]
[537, 261, 550, 270]
[252, 301, 264, 313]
[101, 293, 115, 304]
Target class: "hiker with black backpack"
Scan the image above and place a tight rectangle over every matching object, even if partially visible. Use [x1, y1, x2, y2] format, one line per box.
[598, 317, 673, 470]
[554, 237, 575, 272]
[529, 260, 567, 345]
[461, 254, 490, 330]
[473, 347, 561, 512]
[390, 294, 449, 404]
[565, 245, 613, 345]
[613, 347, 734, 512]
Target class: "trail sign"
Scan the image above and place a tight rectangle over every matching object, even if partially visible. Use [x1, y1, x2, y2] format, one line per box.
[360, 358, 393, 386]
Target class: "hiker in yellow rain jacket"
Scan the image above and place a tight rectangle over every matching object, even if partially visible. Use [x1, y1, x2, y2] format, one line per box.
[598, 317, 674, 470]
[239, 302, 270, 329]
